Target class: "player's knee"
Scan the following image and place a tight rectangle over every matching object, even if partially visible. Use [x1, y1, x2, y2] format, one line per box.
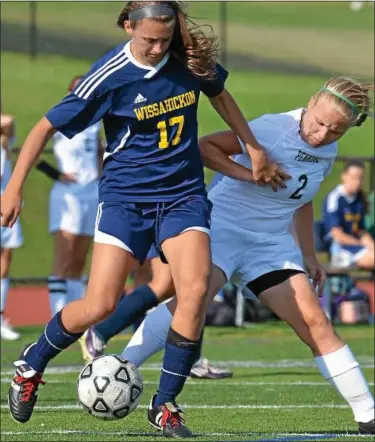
[85, 300, 117, 324]
[183, 278, 209, 302]
[302, 313, 336, 347]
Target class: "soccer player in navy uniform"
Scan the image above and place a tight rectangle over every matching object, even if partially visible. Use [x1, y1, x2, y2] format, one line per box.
[1, 2, 287, 435]
[323, 160, 374, 270]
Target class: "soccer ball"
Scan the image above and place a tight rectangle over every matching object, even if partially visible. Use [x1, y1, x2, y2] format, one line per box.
[77, 355, 143, 420]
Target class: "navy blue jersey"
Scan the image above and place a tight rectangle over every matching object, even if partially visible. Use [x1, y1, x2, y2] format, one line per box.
[322, 184, 366, 242]
[46, 42, 228, 202]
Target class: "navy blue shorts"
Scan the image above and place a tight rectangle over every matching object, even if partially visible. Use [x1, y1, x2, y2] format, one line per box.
[94, 195, 212, 263]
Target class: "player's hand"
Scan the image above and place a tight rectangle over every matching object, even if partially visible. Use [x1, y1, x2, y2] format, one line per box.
[249, 148, 291, 192]
[304, 256, 327, 297]
[59, 172, 77, 183]
[0, 188, 22, 228]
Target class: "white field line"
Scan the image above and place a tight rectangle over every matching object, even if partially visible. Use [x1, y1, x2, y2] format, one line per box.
[0, 403, 351, 411]
[0, 429, 373, 440]
[1, 377, 373, 387]
[1, 358, 373, 375]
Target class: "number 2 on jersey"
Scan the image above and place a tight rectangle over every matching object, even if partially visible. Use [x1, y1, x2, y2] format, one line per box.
[157, 116, 185, 149]
[289, 174, 308, 200]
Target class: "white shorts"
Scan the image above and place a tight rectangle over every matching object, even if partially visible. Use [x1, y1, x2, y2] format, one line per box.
[1, 217, 23, 249]
[211, 216, 305, 288]
[329, 242, 368, 268]
[49, 182, 99, 236]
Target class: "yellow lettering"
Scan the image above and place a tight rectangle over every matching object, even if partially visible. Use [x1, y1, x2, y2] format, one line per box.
[159, 101, 167, 115]
[173, 97, 180, 110]
[134, 107, 145, 121]
[179, 94, 186, 108]
[152, 103, 160, 117]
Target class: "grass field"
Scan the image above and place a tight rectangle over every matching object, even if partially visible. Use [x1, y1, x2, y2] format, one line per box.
[1, 323, 374, 441]
[1, 50, 374, 278]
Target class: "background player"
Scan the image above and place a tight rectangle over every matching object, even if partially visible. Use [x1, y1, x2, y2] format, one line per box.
[1, 129, 23, 340]
[36, 76, 102, 315]
[323, 160, 374, 270]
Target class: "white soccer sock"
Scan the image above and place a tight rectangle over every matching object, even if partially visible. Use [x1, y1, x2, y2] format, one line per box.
[66, 279, 85, 303]
[1, 278, 10, 313]
[122, 302, 172, 367]
[48, 276, 67, 315]
[315, 345, 374, 423]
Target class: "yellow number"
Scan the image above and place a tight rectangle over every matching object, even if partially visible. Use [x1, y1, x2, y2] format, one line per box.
[169, 116, 184, 146]
[157, 121, 169, 149]
[157, 115, 185, 149]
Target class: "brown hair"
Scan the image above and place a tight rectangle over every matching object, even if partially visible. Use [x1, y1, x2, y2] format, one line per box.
[68, 75, 84, 92]
[310, 77, 374, 127]
[117, 1, 218, 79]
[342, 160, 368, 213]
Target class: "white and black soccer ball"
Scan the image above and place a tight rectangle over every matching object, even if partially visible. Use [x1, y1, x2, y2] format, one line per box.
[77, 355, 143, 420]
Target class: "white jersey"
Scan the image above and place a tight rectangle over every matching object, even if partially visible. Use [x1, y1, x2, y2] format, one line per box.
[1, 146, 12, 194]
[52, 122, 101, 186]
[209, 108, 337, 235]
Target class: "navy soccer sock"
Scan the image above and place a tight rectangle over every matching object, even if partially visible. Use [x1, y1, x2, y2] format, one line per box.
[94, 285, 158, 343]
[154, 328, 201, 407]
[24, 311, 83, 374]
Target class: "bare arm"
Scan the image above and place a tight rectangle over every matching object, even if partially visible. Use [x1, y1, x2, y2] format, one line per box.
[7, 117, 56, 192]
[294, 201, 326, 295]
[199, 131, 254, 182]
[294, 202, 317, 260]
[330, 227, 362, 246]
[209, 89, 289, 187]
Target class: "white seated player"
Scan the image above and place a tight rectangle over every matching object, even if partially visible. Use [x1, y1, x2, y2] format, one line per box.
[1, 135, 23, 340]
[120, 76, 375, 435]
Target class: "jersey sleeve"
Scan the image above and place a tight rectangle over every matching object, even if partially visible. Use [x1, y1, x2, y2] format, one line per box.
[45, 73, 113, 139]
[199, 64, 229, 98]
[323, 192, 342, 231]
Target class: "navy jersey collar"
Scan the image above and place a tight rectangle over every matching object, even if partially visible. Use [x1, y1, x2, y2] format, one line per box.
[124, 41, 170, 78]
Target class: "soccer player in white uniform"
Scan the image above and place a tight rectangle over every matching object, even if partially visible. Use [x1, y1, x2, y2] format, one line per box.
[1, 133, 23, 340]
[46, 76, 102, 315]
[119, 76, 375, 435]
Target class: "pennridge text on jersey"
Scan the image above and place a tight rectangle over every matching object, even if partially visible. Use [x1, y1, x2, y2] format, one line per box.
[134, 90, 196, 121]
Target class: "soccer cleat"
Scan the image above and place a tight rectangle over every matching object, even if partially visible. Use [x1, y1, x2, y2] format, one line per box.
[79, 327, 106, 363]
[190, 357, 233, 379]
[147, 394, 192, 438]
[8, 344, 45, 423]
[358, 418, 375, 434]
[1, 317, 20, 341]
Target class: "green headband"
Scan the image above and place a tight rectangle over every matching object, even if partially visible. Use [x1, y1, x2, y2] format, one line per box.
[320, 87, 360, 115]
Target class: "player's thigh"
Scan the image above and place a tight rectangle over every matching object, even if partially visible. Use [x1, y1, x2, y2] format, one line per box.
[84, 242, 136, 310]
[258, 272, 332, 336]
[162, 230, 211, 298]
[159, 195, 212, 296]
